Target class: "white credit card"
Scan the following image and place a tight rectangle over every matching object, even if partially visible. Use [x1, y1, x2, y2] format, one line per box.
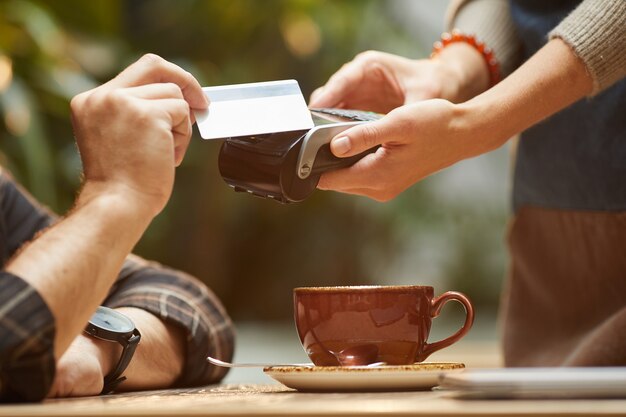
[194, 79, 314, 140]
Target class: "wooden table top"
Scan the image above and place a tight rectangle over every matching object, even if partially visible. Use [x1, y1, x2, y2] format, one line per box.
[1, 384, 625, 417]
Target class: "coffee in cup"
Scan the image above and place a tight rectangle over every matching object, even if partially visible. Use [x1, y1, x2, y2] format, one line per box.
[294, 285, 474, 366]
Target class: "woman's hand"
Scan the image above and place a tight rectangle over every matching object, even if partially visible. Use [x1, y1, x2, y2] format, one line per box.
[309, 44, 490, 112]
[316, 39, 593, 202]
[317, 99, 504, 201]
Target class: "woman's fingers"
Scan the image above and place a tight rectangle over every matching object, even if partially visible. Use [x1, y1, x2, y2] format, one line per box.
[328, 108, 410, 158]
[317, 151, 409, 202]
[318, 149, 386, 191]
[309, 61, 364, 108]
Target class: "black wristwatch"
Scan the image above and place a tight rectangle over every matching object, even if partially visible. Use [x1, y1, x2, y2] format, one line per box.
[84, 306, 141, 394]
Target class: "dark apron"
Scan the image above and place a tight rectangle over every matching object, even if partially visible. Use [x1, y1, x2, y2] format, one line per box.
[502, 0, 626, 366]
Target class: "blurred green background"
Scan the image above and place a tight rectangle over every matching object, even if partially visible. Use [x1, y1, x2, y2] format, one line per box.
[0, 0, 508, 323]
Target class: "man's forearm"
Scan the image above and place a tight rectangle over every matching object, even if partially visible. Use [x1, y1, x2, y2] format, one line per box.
[458, 38, 593, 154]
[6, 183, 154, 359]
[114, 307, 185, 389]
[72, 307, 185, 392]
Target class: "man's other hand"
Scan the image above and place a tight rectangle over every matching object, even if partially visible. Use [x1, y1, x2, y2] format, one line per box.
[47, 307, 185, 397]
[70, 54, 209, 218]
[47, 334, 114, 398]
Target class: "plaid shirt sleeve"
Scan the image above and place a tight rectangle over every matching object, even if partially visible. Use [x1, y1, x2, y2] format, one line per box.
[0, 170, 57, 402]
[0, 272, 56, 402]
[0, 169, 234, 401]
[105, 256, 235, 386]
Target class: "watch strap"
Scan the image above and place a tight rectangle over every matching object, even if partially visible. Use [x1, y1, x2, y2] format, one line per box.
[101, 375, 126, 395]
[101, 329, 141, 394]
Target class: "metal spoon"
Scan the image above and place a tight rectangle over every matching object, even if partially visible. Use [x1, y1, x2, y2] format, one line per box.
[207, 356, 314, 368]
[207, 356, 387, 369]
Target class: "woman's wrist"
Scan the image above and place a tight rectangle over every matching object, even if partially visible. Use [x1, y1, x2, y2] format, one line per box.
[453, 96, 509, 158]
[431, 42, 491, 103]
[455, 38, 593, 156]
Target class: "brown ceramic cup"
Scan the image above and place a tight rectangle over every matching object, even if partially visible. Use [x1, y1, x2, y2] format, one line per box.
[293, 285, 474, 366]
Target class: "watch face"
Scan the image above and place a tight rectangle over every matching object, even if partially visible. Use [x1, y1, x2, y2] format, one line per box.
[89, 306, 135, 334]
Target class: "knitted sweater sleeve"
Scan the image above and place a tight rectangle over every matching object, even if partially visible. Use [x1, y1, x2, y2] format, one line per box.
[445, 0, 523, 78]
[549, 0, 626, 94]
[447, 0, 626, 95]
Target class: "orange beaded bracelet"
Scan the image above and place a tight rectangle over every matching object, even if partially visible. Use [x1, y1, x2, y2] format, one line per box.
[430, 29, 501, 87]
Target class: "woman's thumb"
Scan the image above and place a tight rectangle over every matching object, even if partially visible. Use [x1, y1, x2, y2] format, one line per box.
[330, 121, 387, 158]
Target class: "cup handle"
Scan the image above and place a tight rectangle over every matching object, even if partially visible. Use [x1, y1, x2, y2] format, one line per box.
[419, 291, 474, 361]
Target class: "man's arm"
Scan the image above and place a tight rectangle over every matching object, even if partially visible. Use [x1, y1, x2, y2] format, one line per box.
[0, 272, 55, 402]
[48, 258, 235, 397]
[46, 306, 187, 397]
[107, 258, 234, 389]
[6, 184, 154, 359]
[0, 54, 209, 400]
[0, 167, 233, 399]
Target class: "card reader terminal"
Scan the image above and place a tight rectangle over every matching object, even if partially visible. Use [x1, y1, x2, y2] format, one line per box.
[218, 108, 382, 203]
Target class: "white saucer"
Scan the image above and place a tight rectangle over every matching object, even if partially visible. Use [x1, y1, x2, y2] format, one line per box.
[263, 362, 464, 392]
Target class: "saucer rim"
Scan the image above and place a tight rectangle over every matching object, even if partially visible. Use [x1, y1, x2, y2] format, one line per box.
[263, 362, 464, 373]
[263, 362, 465, 392]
